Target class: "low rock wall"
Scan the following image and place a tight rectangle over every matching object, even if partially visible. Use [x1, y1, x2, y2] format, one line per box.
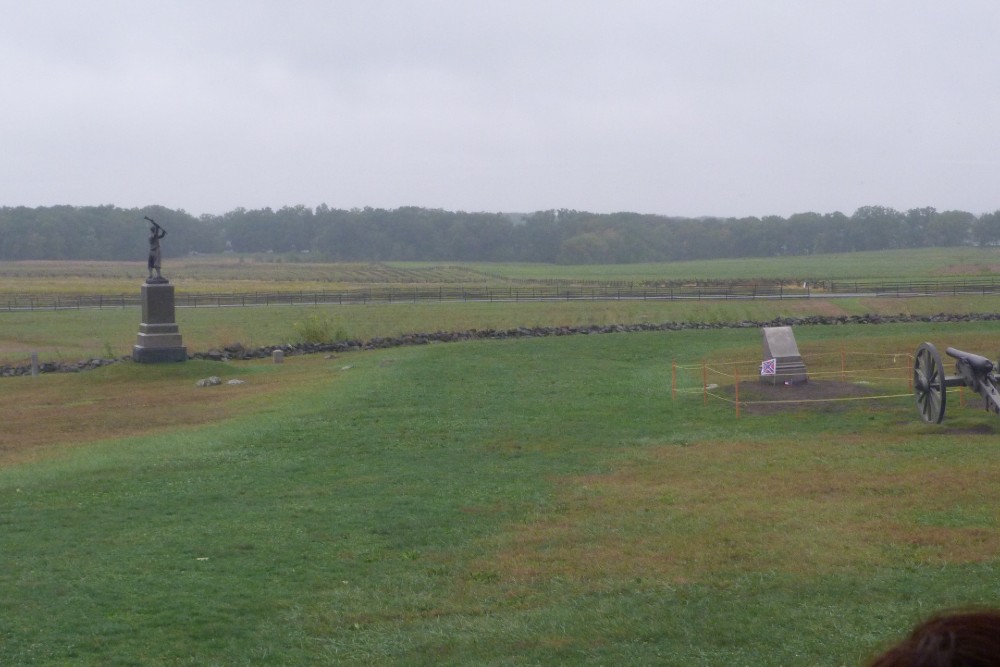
[3, 312, 998, 376]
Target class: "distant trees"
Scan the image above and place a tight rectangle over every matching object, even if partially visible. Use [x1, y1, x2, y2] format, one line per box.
[973, 211, 1000, 247]
[0, 203, 996, 264]
[0, 205, 225, 261]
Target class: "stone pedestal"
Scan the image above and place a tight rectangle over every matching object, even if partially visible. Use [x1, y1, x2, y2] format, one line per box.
[760, 326, 807, 385]
[133, 280, 187, 363]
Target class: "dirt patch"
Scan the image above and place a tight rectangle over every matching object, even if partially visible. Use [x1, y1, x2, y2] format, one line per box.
[776, 300, 851, 317]
[940, 422, 998, 435]
[728, 380, 882, 414]
[935, 263, 1000, 276]
[468, 437, 1000, 590]
[858, 297, 911, 312]
[0, 365, 303, 465]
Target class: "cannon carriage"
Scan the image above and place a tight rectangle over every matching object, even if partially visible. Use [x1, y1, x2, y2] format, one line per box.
[913, 342, 1000, 423]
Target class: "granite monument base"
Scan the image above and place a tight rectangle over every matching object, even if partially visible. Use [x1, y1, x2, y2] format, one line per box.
[760, 325, 807, 385]
[133, 281, 187, 363]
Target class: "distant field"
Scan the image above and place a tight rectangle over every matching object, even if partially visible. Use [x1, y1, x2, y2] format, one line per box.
[3, 249, 993, 364]
[4, 294, 1000, 365]
[1, 247, 1000, 296]
[458, 247, 1000, 282]
[0, 258, 494, 295]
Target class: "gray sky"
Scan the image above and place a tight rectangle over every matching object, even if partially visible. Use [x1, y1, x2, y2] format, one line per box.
[3, 1, 999, 218]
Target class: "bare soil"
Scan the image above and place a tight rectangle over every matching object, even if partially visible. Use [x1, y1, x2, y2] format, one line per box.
[728, 380, 881, 414]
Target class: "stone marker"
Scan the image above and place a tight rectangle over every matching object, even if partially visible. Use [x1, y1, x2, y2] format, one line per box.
[31, 351, 39, 377]
[272, 349, 284, 364]
[760, 326, 807, 385]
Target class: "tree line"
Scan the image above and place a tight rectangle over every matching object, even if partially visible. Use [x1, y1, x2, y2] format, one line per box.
[2, 203, 999, 264]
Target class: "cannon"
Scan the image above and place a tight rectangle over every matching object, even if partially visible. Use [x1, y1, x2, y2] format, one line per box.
[913, 342, 1000, 423]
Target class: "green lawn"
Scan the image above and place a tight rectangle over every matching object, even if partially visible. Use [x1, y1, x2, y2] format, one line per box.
[2, 324, 999, 665]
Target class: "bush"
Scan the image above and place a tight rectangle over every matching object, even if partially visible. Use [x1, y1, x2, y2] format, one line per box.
[292, 314, 346, 344]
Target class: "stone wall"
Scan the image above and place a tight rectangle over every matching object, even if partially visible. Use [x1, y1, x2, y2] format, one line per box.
[3, 312, 998, 376]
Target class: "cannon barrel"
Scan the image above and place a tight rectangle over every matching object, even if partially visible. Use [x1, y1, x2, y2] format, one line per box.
[945, 347, 994, 373]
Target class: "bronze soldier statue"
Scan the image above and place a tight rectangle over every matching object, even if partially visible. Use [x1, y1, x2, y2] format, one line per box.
[144, 216, 167, 282]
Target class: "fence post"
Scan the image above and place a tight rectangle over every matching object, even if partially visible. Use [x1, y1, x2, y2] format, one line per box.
[735, 368, 740, 419]
[702, 360, 708, 406]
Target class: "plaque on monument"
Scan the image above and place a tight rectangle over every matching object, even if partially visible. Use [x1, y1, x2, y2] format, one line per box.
[760, 326, 807, 385]
[132, 217, 187, 363]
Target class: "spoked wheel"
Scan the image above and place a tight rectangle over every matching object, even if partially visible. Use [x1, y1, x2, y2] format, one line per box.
[914, 342, 947, 424]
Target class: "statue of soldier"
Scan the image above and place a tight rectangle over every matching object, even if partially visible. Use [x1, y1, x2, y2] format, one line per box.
[144, 216, 167, 282]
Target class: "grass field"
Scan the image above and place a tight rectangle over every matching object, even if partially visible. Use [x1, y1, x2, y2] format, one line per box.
[409, 247, 1000, 282]
[2, 324, 999, 665]
[3, 246, 1000, 296]
[2, 255, 1000, 665]
[6, 291, 1000, 365]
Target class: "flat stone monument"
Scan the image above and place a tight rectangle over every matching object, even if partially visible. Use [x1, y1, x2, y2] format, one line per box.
[760, 326, 807, 385]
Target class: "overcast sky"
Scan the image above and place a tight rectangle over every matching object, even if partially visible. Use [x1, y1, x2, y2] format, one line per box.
[2, 1, 999, 218]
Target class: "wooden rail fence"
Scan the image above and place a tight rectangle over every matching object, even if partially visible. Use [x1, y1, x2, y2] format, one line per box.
[4, 278, 1000, 311]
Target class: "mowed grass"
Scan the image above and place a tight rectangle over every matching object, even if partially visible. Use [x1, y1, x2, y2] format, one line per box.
[2, 323, 1000, 665]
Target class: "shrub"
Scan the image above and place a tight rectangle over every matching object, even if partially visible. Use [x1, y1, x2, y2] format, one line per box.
[292, 314, 346, 344]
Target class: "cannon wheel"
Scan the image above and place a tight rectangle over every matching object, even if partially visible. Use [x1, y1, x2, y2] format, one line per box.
[914, 342, 947, 423]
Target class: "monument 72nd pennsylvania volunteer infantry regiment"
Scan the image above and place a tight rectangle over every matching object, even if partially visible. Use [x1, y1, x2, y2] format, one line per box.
[132, 217, 187, 363]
